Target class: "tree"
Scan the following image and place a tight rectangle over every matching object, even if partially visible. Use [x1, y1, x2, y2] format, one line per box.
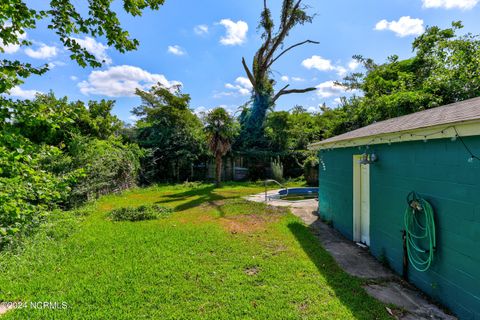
[265, 111, 290, 151]
[240, 0, 318, 147]
[413, 21, 480, 103]
[337, 21, 480, 130]
[0, 0, 164, 94]
[6, 92, 123, 145]
[288, 106, 322, 150]
[133, 84, 205, 182]
[204, 108, 238, 187]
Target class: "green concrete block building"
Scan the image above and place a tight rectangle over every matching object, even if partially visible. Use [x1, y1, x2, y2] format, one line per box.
[310, 98, 480, 319]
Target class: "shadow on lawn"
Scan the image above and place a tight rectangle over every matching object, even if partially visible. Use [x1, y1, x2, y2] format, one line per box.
[155, 185, 228, 212]
[287, 221, 387, 319]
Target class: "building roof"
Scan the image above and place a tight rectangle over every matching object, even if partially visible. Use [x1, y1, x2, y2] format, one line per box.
[309, 96, 480, 149]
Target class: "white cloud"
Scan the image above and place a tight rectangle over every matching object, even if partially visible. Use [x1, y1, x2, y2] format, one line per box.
[78, 65, 181, 97]
[224, 76, 253, 96]
[302, 55, 351, 76]
[374, 16, 425, 37]
[348, 59, 360, 71]
[335, 66, 348, 76]
[281, 75, 306, 82]
[194, 24, 209, 35]
[1, 43, 20, 54]
[0, 28, 27, 54]
[316, 81, 347, 98]
[71, 36, 112, 64]
[213, 91, 234, 98]
[302, 55, 335, 71]
[70, 75, 78, 81]
[167, 45, 186, 56]
[422, 0, 478, 9]
[25, 43, 57, 59]
[291, 76, 306, 82]
[218, 19, 248, 45]
[8, 86, 42, 99]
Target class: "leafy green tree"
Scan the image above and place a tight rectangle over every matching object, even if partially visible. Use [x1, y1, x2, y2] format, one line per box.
[133, 84, 205, 182]
[239, 0, 318, 147]
[204, 108, 238, 187]
[265, 111, 290, 151]
[288, 106, 322, 150]
[334, 21, 480, 133]
[413, 21, 480, 103]
[6, 93, 123, 145]
[0, 0, 165, 93]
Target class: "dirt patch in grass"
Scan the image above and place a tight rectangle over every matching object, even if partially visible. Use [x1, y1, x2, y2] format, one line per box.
[98, 203, 114, 212]
[297, 300, 310, 313]
[176, 199, 288, 234]
[219, 214, 271, 233]
[176, 200, 289, 234]
[244, 266, 260, 276]
[218, 207, 287, 234]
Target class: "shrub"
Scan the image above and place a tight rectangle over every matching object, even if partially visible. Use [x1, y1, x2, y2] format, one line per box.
[270, 157, 284, 182]
[0, 133, 80, 247]
[108, 205, 172, 222]
[68, 136, 143, 205]
[182, 181, 202, 189]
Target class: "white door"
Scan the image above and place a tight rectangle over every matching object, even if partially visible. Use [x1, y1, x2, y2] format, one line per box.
[360, 164, 370, 245]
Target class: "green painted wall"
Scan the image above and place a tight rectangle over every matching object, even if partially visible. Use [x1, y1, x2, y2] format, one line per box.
[318, 137, 480, 319]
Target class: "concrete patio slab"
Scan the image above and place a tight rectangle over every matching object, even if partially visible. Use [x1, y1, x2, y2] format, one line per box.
[246, 190, 455, 320]
[365, 282, 455, 320]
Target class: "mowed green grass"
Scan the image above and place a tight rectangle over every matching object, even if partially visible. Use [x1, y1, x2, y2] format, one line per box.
[0, 182, 389, 319]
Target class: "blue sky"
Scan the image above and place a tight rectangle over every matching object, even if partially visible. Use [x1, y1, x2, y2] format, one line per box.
[3, 0, 480, 122]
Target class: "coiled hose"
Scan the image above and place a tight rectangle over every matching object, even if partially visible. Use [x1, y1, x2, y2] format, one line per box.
[404, 192, 436, 272]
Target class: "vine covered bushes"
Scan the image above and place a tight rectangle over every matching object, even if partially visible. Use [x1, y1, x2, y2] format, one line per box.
[0, 132, 78, 245]
[0, 94, 141, 246]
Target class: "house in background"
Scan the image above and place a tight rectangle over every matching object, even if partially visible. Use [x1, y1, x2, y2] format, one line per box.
[309, 97, 480, 319]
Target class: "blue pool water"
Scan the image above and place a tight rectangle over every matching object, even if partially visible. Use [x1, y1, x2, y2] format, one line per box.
[277, 187, 318, 200]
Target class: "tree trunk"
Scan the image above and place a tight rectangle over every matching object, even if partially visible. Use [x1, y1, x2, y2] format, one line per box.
[215, 154, 223, 187]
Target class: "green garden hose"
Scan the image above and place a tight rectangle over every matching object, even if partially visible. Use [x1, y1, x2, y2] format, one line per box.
[404, 192, 436, 272]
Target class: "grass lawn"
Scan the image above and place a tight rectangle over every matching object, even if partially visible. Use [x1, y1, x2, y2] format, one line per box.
[0, 182, 390, 319]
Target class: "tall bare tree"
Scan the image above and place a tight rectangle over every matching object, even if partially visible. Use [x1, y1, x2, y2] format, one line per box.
[240, 0, 318, 147]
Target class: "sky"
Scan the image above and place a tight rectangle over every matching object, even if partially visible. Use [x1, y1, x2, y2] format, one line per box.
[3, 0, 480, 123]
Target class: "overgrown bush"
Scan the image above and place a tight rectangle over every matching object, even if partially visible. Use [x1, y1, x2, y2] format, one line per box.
[0, 133, 80, 247]
[0, 94, 141, 246]
[108, 205, 172, 222]
[68, 136, 143, 206]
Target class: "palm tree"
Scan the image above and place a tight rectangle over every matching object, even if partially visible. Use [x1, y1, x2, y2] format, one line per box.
[204, 108, 238, 187]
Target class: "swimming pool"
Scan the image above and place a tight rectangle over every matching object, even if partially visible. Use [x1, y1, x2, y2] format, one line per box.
[269, 187, 318, 201]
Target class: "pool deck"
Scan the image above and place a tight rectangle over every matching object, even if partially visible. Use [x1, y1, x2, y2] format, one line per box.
[245, 190, 319, 209]
[246, 189, 455, 320]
